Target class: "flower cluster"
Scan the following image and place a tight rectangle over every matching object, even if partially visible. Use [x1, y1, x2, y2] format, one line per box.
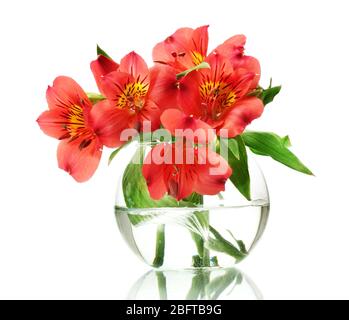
[37, 26, 289, 201]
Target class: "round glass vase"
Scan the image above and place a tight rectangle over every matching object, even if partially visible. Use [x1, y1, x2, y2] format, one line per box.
[115, 141, 270, 270]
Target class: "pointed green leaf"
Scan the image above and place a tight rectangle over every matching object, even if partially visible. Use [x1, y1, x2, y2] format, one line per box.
[219, 136, 251, 200]
[242, 131, 313, 175]
[97, 44, 111, 58]
[220, 137, 240, 160]
[108, 141, 132, 165]
[281, 135, 292, 148]
[226, 230, 248, 255]
[184, 193, 203, 207]
[248, 81, 281, 106]
[207, 226, 247, 262]
[261, 85, 281, 105]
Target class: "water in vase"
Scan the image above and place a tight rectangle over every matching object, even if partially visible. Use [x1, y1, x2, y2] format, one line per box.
[116, 201, 269, 269]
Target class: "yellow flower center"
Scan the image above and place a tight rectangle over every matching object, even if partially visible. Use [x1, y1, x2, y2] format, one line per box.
[66, 105, 85, 136]
[117, 82, 149, 112]
[59, 104, 94, 148]
[200, 81, 236, 120]
[191, 51, 205, 66]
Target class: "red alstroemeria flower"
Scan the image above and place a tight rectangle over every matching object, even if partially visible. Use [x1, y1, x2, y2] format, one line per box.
[37, 76, 109, 182]
[153, 25, 209, 72]
[90, 55, 119, 96]
[157, 52, 264, 139]
[153, 26, 260, 87]
[92, 52, 162, 147]
[152, 26, 263, 139]
[142, 142, 232, 201]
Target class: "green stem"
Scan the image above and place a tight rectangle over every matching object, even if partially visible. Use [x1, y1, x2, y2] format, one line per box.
[86, 92, 106, 104]
[152, 225, 166, 268]
[191, 211, 211, 268]
[176, 62, 210, 80]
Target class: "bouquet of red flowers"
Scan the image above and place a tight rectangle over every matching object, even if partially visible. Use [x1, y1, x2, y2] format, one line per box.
[37, 26, 312, 268]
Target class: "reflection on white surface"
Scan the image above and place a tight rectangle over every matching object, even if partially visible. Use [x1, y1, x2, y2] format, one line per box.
[128, 268, 263, 300]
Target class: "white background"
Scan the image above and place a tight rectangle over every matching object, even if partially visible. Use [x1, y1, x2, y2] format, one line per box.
[0, 0, 348, 300]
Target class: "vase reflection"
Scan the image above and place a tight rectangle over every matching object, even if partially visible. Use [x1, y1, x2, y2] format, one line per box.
[128, 268, 262, 300]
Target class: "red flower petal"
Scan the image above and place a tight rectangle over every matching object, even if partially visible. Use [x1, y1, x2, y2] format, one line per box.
[236, 56, 261, 90]
[191, 25, 209, 59]
[37, 109, 68, 139]
[177, 71, 202, 117]
[161, 109, 215, 144]
[90, 100, 135, 148]
[195, 148, 232, 195]
[142, 144, 168, 200]
[153, 27, 194, 70]
[148, 65, 179, 110]
[152, 26, 209, 71]
[168, 165, 197, 200]
[214, 34, 261, 89]
[204, 51, 235, 79]
[90, 55, 119, 96]
[138, 99, 162, 132]
[229, 70, 255, 100]
[142, 142, 232, 201]
[218, 97, 264, 138]
[119, 51, 149, 82]
[46, 76, 91, 111]
[214, 34, 246, 59]
[101, 71, 134, 102]
[57, 137, 102, 183]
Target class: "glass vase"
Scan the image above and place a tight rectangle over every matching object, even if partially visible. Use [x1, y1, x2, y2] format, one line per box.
[115, 141, 270, 270]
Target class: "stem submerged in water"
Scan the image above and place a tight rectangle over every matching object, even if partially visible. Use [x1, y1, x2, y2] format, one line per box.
[191, 210, 212, 268]
[152, 224, 166, 268]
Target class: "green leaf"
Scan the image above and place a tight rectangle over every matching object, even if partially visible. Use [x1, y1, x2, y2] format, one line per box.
[261, 85, 281, 106]
[236, 240, 248, 255]
[176, 61, 210, 80]
[185, 193, 203, 207]
[226, 230, 248, 255]
[220, 137, 240, 160]
[86, 92, 106, 104]
[97, 44, 111, 58]
[281, 135, 292, 148]
[108, 141, 131, 165]
[242, 131, 313, 175]
[219, 136, 251, 201]
[207, 226, 247, 262]
[248, 80, 281, 106]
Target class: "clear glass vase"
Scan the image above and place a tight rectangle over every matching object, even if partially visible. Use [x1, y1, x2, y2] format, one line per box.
[115, 141, 270, 270]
